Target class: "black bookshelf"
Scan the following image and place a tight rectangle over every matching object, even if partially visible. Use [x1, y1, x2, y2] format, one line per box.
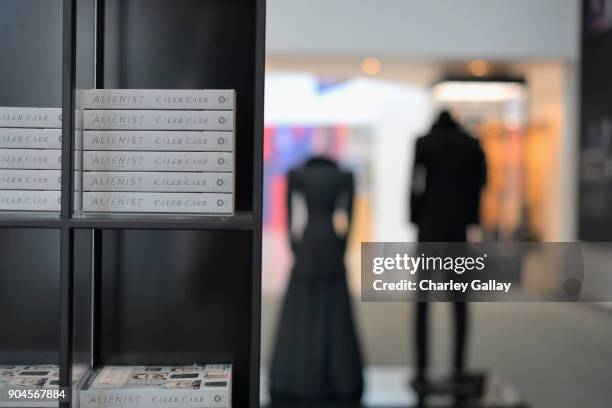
[0, 0, 265, 406]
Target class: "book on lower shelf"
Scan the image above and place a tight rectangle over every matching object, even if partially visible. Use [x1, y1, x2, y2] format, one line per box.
[0, 364, 88, 407]
[80, 364, 232, 408]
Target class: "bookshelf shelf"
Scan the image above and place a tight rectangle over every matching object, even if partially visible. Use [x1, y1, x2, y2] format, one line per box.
[70, 211, 255, 231]
[0, 213, 62, 229]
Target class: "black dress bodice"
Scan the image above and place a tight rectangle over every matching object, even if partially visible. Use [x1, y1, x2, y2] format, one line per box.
[288, 157, 354, 280]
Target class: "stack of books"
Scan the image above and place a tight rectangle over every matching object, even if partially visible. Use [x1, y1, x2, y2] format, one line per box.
[78, 89, 235, 214]
[0, 107, 64, 211]
[80, 364, 232, 408]
[0, 364, 88, 407]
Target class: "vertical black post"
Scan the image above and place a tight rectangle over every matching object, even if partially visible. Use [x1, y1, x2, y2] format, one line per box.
[91, 0, 105, 369]
[94, 0, 105, 87]
[118, 0, 127, 87]
[91, 228, 102, 367]
[60, 0, 76, 406]
[250, 0, 266, 405]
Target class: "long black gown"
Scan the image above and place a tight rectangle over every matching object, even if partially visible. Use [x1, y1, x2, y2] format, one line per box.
[269, 156, 364, 402]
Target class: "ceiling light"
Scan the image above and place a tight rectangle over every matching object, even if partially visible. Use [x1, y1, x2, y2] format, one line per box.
[468, 60, 490, 77]
[432, 81, 526, 103]
[361, 57, 381, 75]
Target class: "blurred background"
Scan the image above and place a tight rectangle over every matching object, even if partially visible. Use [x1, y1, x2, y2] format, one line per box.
[261, 0, 612, 407]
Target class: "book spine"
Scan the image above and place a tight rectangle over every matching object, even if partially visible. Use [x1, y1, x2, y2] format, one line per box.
[82, 130, 233, 152]
[0, 149, 62, 169]
[83, 172, 233, 193]
[0, 170, 62, 190]
[80, 89, 235, 110]
[80, 388, 230, 408]
[82, 192, 233, 213]
[0, 107, 62, 128]
[83, 110, 233, 131]
[0, 128, 62, 149]
[0, 190, 60, 211]
[83, 151, 233, 172]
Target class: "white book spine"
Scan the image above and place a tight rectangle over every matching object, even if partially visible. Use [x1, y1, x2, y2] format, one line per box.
[83, 110, 233, 131]
[0, 128, 62, 149]
[83, 130, 233, 151]
[80, 89, 235, 110]
[0, 149, 62, 169]
[0, 170, 63, 190]
[0, 107, 62, 128]
[82, 192, 233, 213]
[83, 151, 233, 172]
[79, 388, 230, 408]
[0, 190, 60, 211]
[83, 172, 233, 192]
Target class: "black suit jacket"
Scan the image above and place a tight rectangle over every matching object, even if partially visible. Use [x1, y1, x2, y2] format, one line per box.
[410, 121, 487, 242]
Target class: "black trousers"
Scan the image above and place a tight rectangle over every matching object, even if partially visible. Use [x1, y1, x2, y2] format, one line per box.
[415, 301, 468, 378]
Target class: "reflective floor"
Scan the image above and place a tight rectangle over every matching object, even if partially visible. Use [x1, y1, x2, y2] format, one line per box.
[262, 300, 612, 408]
[261, 367, 526, 408]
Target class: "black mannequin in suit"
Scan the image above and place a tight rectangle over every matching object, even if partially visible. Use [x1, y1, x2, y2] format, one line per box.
[269, 156, 363, 402]
[410, 110, 487, 381]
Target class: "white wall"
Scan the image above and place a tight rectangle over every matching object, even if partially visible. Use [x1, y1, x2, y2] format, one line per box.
[265, 74, 432, 242]
[267, 0, 581, 61]
[372, 86, 431, 242]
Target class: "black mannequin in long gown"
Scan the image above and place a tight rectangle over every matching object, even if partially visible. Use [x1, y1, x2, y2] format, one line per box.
[269, 156, 364, 402]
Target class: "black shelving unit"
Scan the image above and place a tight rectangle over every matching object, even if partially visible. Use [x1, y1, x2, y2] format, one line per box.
[0, 0, 265, 406]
